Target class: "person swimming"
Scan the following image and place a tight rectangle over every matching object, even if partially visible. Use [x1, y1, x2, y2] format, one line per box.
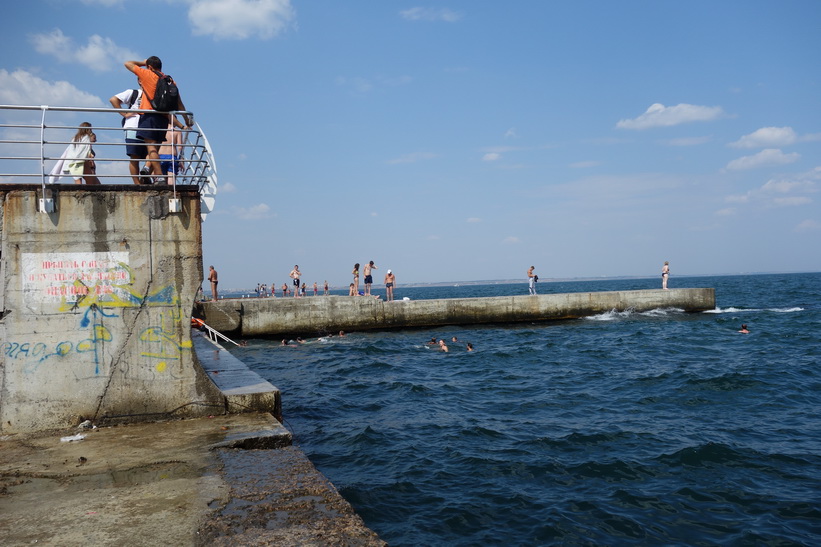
[738, 324, 750, 334]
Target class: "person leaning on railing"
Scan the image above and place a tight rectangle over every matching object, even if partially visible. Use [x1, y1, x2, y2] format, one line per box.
[124, 56, 192, 182]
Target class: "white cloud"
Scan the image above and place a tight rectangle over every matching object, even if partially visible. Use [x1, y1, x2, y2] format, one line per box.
[504, 128, 518, 139]
[232, 203, 272, 220]
[725, 149, 800, 171]
[189, 0, 296, 40]
[221, 182, 238, 193]
[617, 103, 724, 130]
[724, 168, 818, 207]
[760, 178, 816, 194]
[795, 219, 821, 232]
[400, 7, 462, 22]
[502, 236, 520, 244]
[729, 126, 797, 149]
[773, 196, 811, 206]
[482, 152, 501, 162]
[0, 69, 103, 106]
[714, 208, 736, 216]
[466, 217, 481, 223]
[30, 29, 139, 72]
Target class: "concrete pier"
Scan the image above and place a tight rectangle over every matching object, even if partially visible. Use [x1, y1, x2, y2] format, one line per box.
[199, 288, 716, 337]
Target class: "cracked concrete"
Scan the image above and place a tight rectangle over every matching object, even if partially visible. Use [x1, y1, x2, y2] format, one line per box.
[0, 412, 384, 546]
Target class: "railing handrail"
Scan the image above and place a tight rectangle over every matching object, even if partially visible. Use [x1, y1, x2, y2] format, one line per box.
[193, 318, 242, 347]
[0, 104, 218, 219]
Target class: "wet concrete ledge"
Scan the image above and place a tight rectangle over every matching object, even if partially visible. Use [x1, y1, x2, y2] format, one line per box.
[193, 330, 283, 423]
[199, 288, 716, 337]
[0, 413, 385, 546]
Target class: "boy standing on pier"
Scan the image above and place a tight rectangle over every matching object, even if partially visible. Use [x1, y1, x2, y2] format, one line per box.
[364, 261, 377, 296]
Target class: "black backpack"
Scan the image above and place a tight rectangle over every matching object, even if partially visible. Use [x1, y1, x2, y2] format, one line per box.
[150, 71, 180, 112]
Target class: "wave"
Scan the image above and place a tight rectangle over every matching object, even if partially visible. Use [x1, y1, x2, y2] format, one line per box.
[704, 306, 804, 314]
[585, 307, 684, 321]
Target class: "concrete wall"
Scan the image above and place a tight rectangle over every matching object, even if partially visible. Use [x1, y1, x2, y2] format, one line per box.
[0, 186, 224, 433]
[200, 288, 716, 337]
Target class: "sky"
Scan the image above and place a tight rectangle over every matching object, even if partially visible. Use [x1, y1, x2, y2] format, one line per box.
[1, 0, 820, 288]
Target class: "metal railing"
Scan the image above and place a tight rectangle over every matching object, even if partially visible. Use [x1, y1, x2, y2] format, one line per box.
[0, 104, 218, 218]
[193, 318, 243, 347]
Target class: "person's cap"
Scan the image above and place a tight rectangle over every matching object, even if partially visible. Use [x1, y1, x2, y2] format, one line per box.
[387, 269, 392, 273]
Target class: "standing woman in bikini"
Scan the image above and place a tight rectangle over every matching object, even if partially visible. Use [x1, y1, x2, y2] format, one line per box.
[352, 263, 360, 295]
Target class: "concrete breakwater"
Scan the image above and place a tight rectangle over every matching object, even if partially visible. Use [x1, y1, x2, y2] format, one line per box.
[198, 288, 716, 337]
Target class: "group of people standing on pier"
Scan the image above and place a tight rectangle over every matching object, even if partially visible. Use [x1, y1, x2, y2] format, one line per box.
[49, 54, 191, 185]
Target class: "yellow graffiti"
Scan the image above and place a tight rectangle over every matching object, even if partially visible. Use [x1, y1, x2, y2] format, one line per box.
[76, 326, 113, 352]
[58, 262, 182, 312]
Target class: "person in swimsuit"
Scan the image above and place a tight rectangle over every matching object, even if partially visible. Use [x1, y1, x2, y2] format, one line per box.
[738, 324, 749, 334]
[352, 263, 360, 295]
[364, 261, 377, 296]
[282, 283, 288, 297]
[208, 265, 218, 301]
[324, 280, 329, 295]
[384, 269, 396, 301]
[290, 265, 301, 297]
[662, 261, 670, 290]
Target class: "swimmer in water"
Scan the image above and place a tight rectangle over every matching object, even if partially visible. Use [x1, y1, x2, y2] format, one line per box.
[438, 339, 449, 353]
[738, 324, 749, 334]
[466, 343, 474, 352]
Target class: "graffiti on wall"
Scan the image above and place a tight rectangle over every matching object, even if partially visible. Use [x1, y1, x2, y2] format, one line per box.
[9, 252, 193, 377]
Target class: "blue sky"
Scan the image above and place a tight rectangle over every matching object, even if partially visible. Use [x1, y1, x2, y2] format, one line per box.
[2, 1, 819, 288]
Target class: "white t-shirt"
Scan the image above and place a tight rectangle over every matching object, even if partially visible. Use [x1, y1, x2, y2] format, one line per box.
[115, 89, 143, 130]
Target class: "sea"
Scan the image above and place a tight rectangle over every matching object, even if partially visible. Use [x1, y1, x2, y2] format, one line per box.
[228, 273, 821, 546]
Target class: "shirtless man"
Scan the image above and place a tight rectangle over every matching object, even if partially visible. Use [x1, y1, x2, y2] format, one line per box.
[363, 260, 377, 296]
[290, 265, 301, 297]
[208, 265, 218, 301]
[527, 265, 537, 295]
[158, 118, 184, 185]
[384, 269, 396, 301]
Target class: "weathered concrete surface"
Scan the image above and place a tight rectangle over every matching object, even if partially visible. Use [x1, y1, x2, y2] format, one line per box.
[192, 329, 283, 422]
[200, 288, 716, 337]
[0, 186, 224, 434]
[0, 413, 384, 546]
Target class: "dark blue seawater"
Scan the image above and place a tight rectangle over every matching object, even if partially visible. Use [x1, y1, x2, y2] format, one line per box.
[230, 273, 821, 546]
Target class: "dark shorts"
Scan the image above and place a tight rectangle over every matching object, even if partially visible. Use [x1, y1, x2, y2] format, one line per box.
[293, 279, 300, 287]
[386, 283, 393, 288]
[137, 112, 168, 143]
[364, 275, 373, 284]
[125, 138, 147, 159]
